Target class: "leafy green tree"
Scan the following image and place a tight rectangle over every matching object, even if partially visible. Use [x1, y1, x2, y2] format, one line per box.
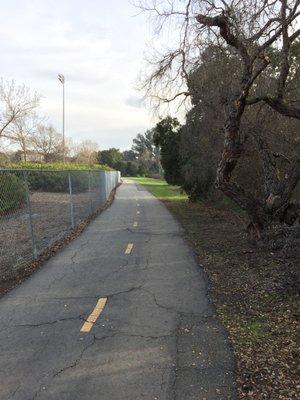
[153, 116, 182, 185]
[122, 150, 136, 161]
[140, 0, 300, 240]
[132, 130, 162, 177]
[125, 161, 139, 176]
[132, 130, 156, 158]
[97, 148, 123, 168]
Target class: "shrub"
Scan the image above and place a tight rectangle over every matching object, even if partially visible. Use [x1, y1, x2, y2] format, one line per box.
[152, 116, 182, 185]
[7, 162, 113, 172]
[114, 160, 140, 177]
[0, 163, 115, 193]
[0, 172, 26, 214]
[26, 170, 102, 193]
[27, 170, 70, 192]
[125, 161, 139, 176]
[181, 159, 216, 201]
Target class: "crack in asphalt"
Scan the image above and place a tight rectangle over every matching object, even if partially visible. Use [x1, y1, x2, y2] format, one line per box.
[139, 286, 212, 319]
[169, 313, 181, 400]
[106, 284, 146, 299]
[40, 295, 102, 301]
[15, 314, 86, 328]
[106, 331, 175, 341]
[0, 182, 236, 400]
[27, 311, 214, 400]
[160, 365, 170, 397]
[96, 258, 131, 283]
[52, 334, 96, 379]
[44, 239, 90, 293]
[8, 384, 21, 399]
[31, 334, 97, 400]
[70, 239, 90, 266]
[29, 326, 177, 399]
[126, 227, 183, 237]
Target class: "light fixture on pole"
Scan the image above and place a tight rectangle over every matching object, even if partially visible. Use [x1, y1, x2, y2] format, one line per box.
[58, 73, 65, 162]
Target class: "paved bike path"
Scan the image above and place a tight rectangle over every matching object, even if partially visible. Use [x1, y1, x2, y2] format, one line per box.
[0, 180, 236, 399]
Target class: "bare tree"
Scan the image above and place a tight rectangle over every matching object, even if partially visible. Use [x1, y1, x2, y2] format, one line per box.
[0, 79, 40, 139]
[138, 0, 300, 240]
[5, 114, 43, 161]
[73, 140, 99, 164]
[0, 138, 13, 163]
[31, 124, 64, 162]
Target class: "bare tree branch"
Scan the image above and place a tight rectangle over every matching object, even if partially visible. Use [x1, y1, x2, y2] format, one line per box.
[0, 79, 40, 138]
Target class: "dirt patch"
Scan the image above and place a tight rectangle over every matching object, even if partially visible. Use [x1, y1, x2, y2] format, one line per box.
[0, 186, 118, 297]
[164, 200, 299, 400]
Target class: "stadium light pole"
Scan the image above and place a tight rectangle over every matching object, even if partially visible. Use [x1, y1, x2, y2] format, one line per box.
[58, 74, 65, 162]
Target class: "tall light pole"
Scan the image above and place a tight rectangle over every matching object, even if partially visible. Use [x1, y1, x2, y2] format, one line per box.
[58, 73, 65, 162]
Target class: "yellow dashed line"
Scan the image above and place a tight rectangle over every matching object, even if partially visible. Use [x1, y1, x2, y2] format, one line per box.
[133, 221, 138, 227]
[80, 298, 107, 333]
[125, 243, 134, 254]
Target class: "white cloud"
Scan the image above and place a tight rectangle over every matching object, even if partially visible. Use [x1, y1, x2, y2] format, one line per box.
[0, 0, 154, 150]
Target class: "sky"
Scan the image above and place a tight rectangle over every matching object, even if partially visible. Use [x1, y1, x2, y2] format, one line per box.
[0, 0, 156, 150]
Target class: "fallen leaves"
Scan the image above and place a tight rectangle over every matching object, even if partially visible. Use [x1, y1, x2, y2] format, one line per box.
[164, 200, 299, 400]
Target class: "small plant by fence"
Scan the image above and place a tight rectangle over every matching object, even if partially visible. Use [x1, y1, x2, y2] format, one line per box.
[0, 168, 120, 278]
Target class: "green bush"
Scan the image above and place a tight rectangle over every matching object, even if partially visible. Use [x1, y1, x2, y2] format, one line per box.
[3, 162, 113, 172]
[0, 173, 26, 214]
[114, 160, 139, 177]
[0, 162, 115, 193]
[27, 170, 70, 192]
[27, 170, 101, 193]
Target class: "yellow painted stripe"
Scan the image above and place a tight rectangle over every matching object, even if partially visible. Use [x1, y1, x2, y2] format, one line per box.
[125, 243, 134, 254]
[133, 221, 138, 227]
[80, 297, 107, 333]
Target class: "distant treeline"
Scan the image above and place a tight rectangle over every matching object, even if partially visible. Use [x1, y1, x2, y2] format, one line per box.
[97, 132, 162, 178]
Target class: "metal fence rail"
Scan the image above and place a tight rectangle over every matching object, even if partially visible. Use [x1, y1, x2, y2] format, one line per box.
[0, 169, 120, 278]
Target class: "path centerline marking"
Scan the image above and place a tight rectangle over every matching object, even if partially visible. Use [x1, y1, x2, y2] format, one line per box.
[125, 243, 134, 254]
[137, 210, 140, 215]
[80, 297, 107, 333]
[133, 221, 138, 227]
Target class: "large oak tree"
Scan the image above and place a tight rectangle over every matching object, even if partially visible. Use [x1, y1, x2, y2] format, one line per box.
[138, 0, 300, 240]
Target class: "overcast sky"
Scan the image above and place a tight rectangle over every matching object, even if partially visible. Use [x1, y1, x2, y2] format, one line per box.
[0, 0, 156, 150]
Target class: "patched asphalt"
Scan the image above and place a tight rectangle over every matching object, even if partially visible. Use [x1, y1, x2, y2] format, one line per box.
[0, 179, 236, 399]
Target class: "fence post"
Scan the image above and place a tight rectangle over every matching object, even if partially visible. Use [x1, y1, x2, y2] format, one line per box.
[107, 172, 109, 194]
[106, 172, 109, 200]
[99, 171, 107, 205]
[88, 170, 93, 213]
[23, 170, 37, 260]
[68, 172, 75, 228]
[109, 172, 112, 194]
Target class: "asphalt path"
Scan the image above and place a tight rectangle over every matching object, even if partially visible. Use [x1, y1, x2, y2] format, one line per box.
[0, 179, 236, 400]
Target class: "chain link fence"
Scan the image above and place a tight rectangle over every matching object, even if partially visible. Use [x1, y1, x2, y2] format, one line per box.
[0, 169, 120, 279]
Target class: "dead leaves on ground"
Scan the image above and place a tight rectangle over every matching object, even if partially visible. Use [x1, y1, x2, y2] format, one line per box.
[165, 200, 299, 400]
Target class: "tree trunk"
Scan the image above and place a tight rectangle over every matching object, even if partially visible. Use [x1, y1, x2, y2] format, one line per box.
[22, 139, 27, 162]
[215, 106, 299, 242]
